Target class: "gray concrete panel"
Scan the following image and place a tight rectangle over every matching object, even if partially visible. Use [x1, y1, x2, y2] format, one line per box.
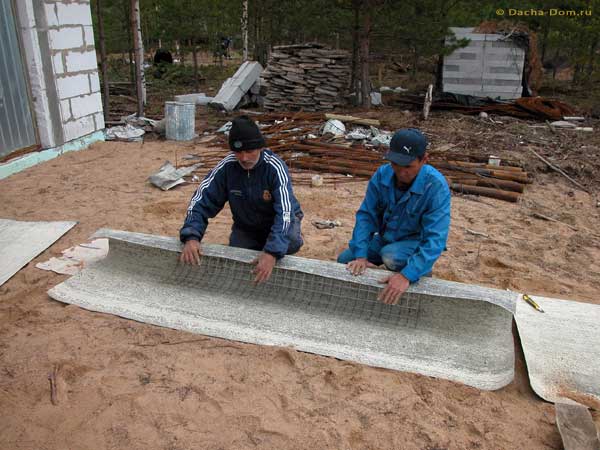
[516, 296, 600, 407]
[48, 229, 517, 390]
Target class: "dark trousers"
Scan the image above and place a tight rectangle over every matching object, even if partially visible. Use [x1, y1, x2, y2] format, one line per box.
[229, 215, 303, 255]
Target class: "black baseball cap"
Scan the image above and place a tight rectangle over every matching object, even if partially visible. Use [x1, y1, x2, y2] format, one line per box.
[384, 128, 428, 166]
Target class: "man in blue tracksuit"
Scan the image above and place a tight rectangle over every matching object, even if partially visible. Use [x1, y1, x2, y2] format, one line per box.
[180, 115, 303, 283]
[338, 128, 451, 305]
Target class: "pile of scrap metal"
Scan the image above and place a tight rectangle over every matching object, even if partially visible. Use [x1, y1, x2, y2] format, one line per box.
[198, 112, 530, 203]
[384, 93, 576, 121]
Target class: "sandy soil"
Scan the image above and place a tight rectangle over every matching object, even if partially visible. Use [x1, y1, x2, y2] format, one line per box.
[1, 121, 599, 449]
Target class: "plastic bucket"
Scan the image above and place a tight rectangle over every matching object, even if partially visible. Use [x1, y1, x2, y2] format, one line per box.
[165, 101, 195, 141]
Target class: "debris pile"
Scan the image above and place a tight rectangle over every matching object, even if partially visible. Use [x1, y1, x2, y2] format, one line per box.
[196, 112, 531, 202]
[261, 44, 351, 111]
[385, 94, 576, 121]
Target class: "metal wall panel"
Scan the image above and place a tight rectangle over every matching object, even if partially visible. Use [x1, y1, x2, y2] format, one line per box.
[0, 0, 37, 158]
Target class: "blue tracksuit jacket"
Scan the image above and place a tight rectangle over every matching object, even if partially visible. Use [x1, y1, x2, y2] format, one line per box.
[349, 163, 451, 282]
[180, 149, 302, 258]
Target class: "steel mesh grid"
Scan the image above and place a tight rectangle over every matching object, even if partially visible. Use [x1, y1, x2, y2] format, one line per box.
[163, 256, 420, 328]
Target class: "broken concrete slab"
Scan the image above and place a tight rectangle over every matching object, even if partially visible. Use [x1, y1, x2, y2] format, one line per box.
[515, 295, 600, 408]
[49, 229, 517, 391]
[555, 403, 600, 450]
[0, 218, 77, 286]
[209, 61, 263, 111]
[250, 80, 261, 95]
[174, 93, 214, 106]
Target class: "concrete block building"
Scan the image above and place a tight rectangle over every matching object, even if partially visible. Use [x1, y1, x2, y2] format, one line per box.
[0, 0, 104, 177]
[443, 27, 525, 100]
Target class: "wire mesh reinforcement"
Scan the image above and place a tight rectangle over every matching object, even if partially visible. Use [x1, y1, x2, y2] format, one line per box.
[162, 256, 421, 328]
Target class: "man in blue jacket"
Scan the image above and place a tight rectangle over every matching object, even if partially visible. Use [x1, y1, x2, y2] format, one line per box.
[180, 115, 303, 283]
[338, 128, 451, 305]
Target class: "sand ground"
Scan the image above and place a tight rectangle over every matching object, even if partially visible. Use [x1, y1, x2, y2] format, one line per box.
[1, 129, 599, 449]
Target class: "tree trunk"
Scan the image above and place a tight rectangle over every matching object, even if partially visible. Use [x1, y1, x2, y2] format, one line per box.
[435, 51, 444, 91]
[410, 48, 419, 79]
[242, 0, 249, 61]
[130, 0, 145, 116]
[540, 21, 549, 63]
[96, 0, 109, 123]
[350, 2, 360, 101]
[128, 48, 134, 83]
[192, 43, 199, 91]
[253, 2, 259, 59]
[127, 30, 134, 82]
[585, 37, 598, 81]
[552, 49, 559, 80]
[359, 1, 371, 108]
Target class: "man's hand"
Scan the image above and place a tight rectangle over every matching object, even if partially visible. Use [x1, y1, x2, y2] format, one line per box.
[347, 258, 377, 276]
[252, 252, 276, 284]
[378, 273, 410, 305]
[179, 239, 202, 265]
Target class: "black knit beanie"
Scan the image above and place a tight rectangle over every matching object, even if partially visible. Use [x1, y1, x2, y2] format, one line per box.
[228, 115, 266, 152]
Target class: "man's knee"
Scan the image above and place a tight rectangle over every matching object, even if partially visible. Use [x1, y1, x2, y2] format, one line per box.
[286, 234, 303, 255]
[379, 240, 420, 271]
[286, 216, 304, 255]
[337, 248, 354, 264]
[381, 251, 407, 272]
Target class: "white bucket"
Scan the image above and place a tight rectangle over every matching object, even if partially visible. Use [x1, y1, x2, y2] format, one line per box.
[488, 155, 501, 166]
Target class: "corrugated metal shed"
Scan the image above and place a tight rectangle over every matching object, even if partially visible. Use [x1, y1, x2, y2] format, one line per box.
[0, 0, 37, 158]
[443, 27, 525, 100]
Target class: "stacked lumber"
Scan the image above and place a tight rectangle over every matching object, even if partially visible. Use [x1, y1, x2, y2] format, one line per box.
[261, 44, 350, 111]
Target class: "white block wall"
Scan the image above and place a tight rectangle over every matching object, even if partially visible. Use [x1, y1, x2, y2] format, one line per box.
[443, 27, 525, 100]
[45, 0, 104, 142]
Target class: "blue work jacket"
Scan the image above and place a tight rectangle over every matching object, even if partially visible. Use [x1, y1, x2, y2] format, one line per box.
[180, 150, 302, 258]
[349, 163, 451, 282]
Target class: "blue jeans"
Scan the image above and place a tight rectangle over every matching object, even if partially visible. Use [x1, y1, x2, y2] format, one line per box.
[337, 234, 420, 272]
[229, 215, 303, 255]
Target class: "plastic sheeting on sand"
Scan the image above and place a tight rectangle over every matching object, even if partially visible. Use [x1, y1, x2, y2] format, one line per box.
[515, 295, 600, 409]
[0, 218, 77, 286]
[48, 229, 517, 391]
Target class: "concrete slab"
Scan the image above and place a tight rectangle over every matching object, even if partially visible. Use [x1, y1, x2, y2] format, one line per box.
[515, 295, 600, 408]
[48, 229, 517, 390]
[0, 218, 77, 286]
[174, 93, 214, 105]
[210, 61, 263, 111]
[555, 403, 600, 450]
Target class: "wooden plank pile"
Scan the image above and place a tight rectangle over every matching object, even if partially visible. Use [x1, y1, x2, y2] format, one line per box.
[261, 44, 350, 111]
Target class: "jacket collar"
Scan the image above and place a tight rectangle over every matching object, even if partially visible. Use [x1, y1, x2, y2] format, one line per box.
[382, 163, 428, 195]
